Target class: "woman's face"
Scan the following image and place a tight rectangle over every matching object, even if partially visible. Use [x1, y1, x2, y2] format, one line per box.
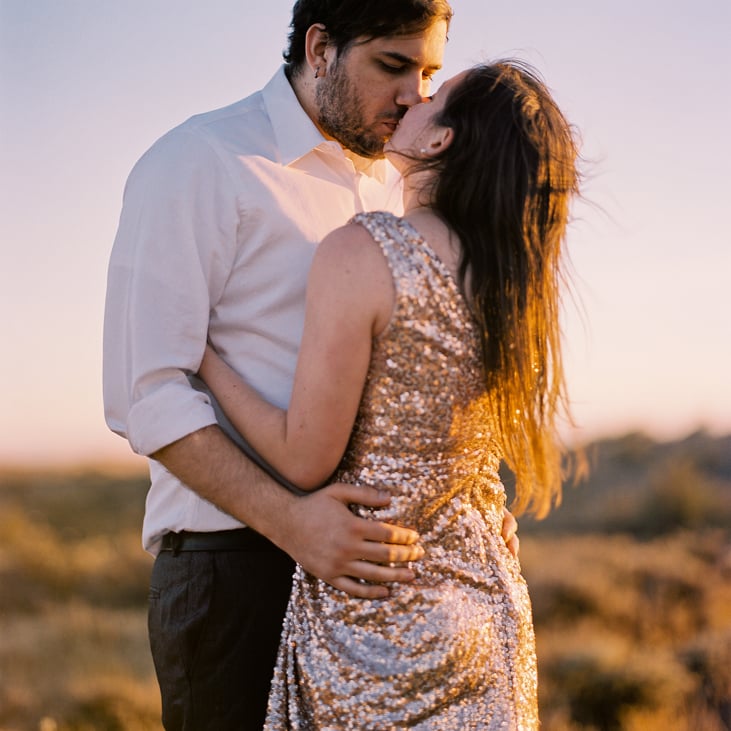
[384, 69, 467, 161]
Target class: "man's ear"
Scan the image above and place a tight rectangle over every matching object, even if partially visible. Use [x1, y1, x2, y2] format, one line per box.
[304, 24, 330, 78]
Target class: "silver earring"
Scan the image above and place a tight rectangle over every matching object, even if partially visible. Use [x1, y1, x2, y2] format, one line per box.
[420, 148, 427, 154]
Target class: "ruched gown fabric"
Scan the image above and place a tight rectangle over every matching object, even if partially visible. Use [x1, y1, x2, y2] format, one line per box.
[263, 211, 538, 730]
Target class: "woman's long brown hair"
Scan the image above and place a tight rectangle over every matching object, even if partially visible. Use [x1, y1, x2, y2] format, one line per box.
[432, 61, 581, 517]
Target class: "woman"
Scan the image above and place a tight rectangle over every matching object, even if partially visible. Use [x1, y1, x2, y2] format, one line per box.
[199, 61, 580, 729]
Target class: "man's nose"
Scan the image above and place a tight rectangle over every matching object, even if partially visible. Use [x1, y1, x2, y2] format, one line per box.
[395, 74, 427, 108]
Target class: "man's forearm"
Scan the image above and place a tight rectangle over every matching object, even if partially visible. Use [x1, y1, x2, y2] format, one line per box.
[150, 424, 295, 547]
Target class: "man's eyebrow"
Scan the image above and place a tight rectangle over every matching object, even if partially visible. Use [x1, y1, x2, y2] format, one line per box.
[379, 51, 442, 71]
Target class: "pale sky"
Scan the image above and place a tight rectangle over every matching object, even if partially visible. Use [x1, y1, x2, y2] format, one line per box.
[1, 0, 729, 468]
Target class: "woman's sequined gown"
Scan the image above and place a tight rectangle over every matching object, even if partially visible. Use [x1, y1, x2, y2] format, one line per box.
[264, 211, 538, 730]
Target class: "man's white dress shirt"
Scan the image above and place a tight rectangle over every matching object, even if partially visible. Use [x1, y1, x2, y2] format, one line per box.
[104, 67, 402, 553]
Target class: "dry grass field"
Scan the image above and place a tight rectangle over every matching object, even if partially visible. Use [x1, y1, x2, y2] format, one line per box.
[0, 472, 159, 731]
[1, 431, 730, 730]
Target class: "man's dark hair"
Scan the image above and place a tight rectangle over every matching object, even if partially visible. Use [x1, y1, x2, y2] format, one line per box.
[284, 0, 453, 74]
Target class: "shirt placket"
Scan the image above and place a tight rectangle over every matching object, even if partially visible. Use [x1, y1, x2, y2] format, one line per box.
[315, 142, 376, 214]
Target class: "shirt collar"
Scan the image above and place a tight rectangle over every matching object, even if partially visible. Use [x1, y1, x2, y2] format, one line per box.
[262, 65, 389, 184]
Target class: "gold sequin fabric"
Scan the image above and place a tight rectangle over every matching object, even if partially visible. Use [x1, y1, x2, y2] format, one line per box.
[264, 211, 538, 730]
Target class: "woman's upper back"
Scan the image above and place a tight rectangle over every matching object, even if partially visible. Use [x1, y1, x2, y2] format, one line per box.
[337, 211, 503, 526]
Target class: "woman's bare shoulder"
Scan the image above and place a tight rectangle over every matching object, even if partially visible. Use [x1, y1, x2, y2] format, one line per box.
[310, 221, 395, 334]
[313, 220, 391, 278]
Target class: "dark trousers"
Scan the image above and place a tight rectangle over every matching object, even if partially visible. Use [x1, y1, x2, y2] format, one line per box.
[148, 536, 295, 730]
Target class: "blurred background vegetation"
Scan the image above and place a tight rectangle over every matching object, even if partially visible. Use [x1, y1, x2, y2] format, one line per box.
[1, 430, 729, 730]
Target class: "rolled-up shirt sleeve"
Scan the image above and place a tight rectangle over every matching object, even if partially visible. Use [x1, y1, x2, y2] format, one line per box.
[103, 126, 240, 456]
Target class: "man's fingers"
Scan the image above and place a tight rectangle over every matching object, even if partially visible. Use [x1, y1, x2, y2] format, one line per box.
[326, 482, 391, 508]
[501, 507, 520, 559]
[324, 483, 421, 546]
[330, 577, 390, 600]
[329, 562, 418, 598]
[357, 517, 420, 546]
[507, 534, 520, 559]
[345, 561, 417, 585]
[337, 483, 392, 508]
[356, 538, 424, 566]
[502, 507, 518, 540]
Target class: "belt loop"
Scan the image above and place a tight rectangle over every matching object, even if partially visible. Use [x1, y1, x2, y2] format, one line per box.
[170, 532, 182, 557]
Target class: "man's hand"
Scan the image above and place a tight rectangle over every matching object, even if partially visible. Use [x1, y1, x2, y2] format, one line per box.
[502, 507, 520, 558]
[276, 485, 520, 598]
[277, 483, 424, 599]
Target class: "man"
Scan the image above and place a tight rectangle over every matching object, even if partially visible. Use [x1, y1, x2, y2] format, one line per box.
[104, 2, 517, 728]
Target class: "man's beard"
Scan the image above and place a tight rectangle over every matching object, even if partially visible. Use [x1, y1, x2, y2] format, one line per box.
[316, 63, 391, 159]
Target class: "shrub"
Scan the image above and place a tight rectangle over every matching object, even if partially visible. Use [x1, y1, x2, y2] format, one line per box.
[637, 459, 725, 536]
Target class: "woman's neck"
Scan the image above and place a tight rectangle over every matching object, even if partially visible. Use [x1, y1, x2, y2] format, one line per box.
[401, 176, 434, 216]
